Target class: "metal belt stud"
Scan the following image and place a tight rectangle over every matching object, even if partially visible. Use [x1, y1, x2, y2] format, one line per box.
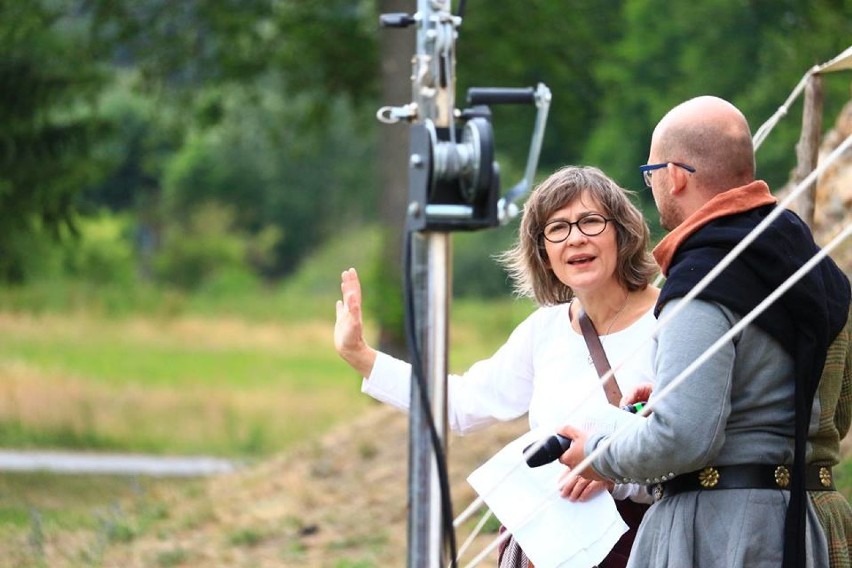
[698, 466, 720, 488]
[819, 467, 832, 488]
[774, 465, 791, 488]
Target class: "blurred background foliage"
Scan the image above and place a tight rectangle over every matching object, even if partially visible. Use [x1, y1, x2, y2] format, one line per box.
[0, 0, 849, 312]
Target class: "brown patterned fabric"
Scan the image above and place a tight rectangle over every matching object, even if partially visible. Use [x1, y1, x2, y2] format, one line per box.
[811, 491, 852, 568]
[811, 307, 852, 465]
[810, 306, 852, 567]
[497, 528, 531, 568]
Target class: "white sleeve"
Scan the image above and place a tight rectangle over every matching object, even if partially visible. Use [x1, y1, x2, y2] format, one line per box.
[360, 310, 539, 435]
[361, 351, 415, 412]
[611, 482, 654, 504]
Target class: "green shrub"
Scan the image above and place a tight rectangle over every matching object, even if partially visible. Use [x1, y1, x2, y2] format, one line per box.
[62, 213, 136, 286]
[154, 202, 279, 292]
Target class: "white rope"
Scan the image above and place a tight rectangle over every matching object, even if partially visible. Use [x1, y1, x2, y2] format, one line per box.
[753, 43, 852, 150]
[455, 134, 852, 566]
[464, 526, 511, 568]
[452, 508, 495, 568]
[752, 69, 814, 151]
[814, 44, 852, 75]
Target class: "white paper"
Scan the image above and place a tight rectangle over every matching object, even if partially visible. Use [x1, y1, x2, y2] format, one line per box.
[467, 403, 645, 568]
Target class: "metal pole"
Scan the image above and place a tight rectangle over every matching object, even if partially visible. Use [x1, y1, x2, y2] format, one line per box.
[408, 2, 455, 566]
[408, 231, 451, 568]
[376, 3, 547, 563]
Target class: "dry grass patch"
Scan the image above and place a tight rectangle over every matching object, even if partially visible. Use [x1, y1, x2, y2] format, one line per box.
[0, 311, 371, 455]
[0, 312, 347, 354]
[0, 359, 369, 455]
[93, 405, 526, 568]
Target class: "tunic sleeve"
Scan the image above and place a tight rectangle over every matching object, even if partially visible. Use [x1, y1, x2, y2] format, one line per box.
[588, 299, 737, 483]
[836, 313, 852, 445]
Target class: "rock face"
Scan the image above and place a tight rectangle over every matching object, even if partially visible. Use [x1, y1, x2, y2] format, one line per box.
[815, 98, 852, 273]
[784, 96, 852, 275]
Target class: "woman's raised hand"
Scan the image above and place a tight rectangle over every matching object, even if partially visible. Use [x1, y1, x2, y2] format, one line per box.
[334, 267, 377, 377]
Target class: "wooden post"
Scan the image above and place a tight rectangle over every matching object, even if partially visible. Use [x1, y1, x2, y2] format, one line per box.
[792, 74, 823, 228]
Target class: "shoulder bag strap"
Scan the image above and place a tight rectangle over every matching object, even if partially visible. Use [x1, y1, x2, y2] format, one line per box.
[577, 308, 623, 406]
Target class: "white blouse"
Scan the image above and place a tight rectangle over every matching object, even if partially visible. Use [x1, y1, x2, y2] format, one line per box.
[363, 302, 657, 436]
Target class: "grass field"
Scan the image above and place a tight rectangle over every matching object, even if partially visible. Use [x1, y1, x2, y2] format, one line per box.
[0, 293, 535, 458]
[0, 312, 374, 456]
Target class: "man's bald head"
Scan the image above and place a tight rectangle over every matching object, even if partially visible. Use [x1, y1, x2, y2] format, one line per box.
[651, 96, 755, 195]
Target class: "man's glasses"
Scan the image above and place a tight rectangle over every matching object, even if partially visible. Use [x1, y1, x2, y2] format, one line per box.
[639, 162, 696, 188]
[542, 213, 613, 243]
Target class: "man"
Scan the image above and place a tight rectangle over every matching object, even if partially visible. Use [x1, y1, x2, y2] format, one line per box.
[557, 96, 851, 567]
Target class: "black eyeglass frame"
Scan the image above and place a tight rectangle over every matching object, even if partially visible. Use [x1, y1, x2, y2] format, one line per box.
[541, 213, 614, 243]
[639, 162, 696, 188]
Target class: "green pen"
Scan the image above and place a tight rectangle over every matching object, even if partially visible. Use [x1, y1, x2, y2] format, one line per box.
[621, 401, 647, 414]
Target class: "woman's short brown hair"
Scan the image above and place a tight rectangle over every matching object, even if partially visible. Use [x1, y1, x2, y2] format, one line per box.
[497, 165, 657, 305]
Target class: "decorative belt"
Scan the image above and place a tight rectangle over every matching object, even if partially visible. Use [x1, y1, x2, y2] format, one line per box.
[650, 463, 836, 501]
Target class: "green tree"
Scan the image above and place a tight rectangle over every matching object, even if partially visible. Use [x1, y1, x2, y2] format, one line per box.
[80, 72, 181, 214]
[87, 0, 275, 90]
[153, 202, 273, 291]
[161, 81, 377, 278]
[583, 0, 852, 229]
[0, 3, 107, 282]
[86, 0, 382, 278]
[456, 0, 624, 172]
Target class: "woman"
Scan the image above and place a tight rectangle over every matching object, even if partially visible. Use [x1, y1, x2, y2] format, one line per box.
[334, 165, 660, 567]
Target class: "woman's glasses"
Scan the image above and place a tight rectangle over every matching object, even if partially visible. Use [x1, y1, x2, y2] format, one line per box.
[542, 213, 613, 243]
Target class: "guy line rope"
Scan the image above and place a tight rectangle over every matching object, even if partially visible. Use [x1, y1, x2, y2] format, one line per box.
[753, 44, 852, 150]
[453, 133, 852, 568]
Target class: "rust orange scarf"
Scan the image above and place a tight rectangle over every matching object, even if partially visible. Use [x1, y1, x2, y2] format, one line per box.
[652, 180, 776, 275]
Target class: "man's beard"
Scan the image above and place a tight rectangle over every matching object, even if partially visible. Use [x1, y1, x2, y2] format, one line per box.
[657, 194, 682, 231]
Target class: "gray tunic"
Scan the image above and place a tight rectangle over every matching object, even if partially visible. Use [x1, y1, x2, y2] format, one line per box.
[587, 299, 829, 567]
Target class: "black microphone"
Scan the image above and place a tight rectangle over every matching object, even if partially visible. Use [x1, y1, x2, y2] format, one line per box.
[523, 433, 572, 468]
